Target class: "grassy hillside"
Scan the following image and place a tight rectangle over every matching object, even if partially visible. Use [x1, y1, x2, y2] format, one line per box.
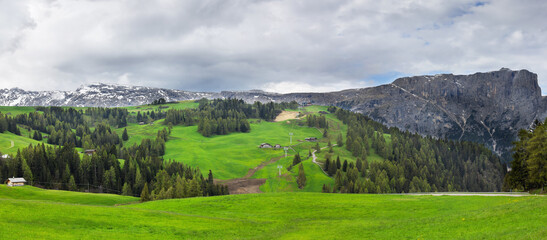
[0, 188, 544, 239]
[0, 132, 48, 155]
[163, 120, 322, 179]
[0, 185, 137, 206]
[0, 106, 36, 116]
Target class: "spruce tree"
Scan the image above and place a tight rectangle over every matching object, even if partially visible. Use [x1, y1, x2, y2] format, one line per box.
[122, 182, 132, 196]
[337, 134, 344, 147]
[292, 153, 301, 166]
[297, 163, 307, 189]
[122, 128, 129, 141]
[140, 182, 150, 202]
[68, 175, 77, 191]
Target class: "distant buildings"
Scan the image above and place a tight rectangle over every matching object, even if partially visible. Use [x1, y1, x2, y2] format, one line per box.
[305, 137, 318, 142]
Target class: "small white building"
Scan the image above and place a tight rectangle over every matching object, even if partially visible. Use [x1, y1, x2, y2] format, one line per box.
[7, 177, 27, 187]
[1, 154, 9, 159]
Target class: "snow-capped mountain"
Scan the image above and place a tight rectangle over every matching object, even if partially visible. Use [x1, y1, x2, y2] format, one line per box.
[0, 83, 220, 107]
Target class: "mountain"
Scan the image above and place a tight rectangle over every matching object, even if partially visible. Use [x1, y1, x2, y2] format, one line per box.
[0, 83, 219, 107]
[1, 68, 545, 161]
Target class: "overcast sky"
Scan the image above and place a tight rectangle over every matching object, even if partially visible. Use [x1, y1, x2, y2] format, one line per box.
[0, 0, 546, 94]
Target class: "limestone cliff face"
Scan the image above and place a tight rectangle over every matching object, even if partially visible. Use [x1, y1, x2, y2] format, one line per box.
[333, 68, 544, 161]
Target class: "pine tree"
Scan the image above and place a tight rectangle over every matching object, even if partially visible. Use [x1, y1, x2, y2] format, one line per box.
[297, 163, 307, 189]
[324, 158, 330, 171]
[315, 143, 321, 153]
[22, 159, 33, 185]
[68, 175, 77, 191]
[336, 156, 341, 169]
[122, 128, 129, 141]
[140, 182, 150, 202]
[292, 153, 301, 166]
[122, 182, 132, 196]
[337, 134, 344, 147]
[342, 160, 348, 172]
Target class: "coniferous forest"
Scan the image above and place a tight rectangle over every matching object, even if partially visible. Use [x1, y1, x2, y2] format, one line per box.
[0, 105, 229, 201]
[321, 107, 505, 193]
[503, 119, 547, 191]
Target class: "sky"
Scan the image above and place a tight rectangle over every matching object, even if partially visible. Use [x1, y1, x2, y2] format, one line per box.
[0, 0, 546, 94]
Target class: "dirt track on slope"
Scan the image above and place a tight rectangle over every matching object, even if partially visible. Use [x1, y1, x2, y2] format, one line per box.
[274, 111, 300, 122]
[215, 155, 287, 194]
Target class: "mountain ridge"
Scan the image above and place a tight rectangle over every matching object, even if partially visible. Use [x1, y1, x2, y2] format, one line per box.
[1, 68, 545, 162]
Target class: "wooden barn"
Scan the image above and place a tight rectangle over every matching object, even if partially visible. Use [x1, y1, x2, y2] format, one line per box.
[7, 177, 26, 187]
[305, 137, 318, 142]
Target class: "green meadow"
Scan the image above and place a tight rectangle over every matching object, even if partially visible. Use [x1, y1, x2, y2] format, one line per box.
[0, 186, 544, 239]
[0, 132, 48, 155]
[162, 120, 322, 179]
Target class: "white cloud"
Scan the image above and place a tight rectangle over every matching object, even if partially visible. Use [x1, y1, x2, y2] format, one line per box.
[0, 0, 546, 95]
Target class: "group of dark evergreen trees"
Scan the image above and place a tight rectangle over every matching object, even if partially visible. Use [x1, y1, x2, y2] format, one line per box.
[503, 119, 547, 192]
[305, 114, 328, 129]
[164, 98, 298, 137]
[321, 107, 505, 193]
[0, 113, 20, 135]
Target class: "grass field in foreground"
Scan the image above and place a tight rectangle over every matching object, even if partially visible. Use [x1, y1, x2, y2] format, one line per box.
[0, 188, 544, 239]
[0, 185, 137, 206]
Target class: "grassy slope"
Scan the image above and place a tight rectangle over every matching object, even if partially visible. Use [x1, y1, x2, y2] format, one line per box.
[163, 120, 322, 179]
[0, 185, 137, 206]
[0, 106, 36, 116]
[0, 132, 49, 155]
[0, 189, 544, 239]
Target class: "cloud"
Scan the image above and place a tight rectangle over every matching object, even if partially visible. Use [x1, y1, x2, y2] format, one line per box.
[0, 0, 546, 95]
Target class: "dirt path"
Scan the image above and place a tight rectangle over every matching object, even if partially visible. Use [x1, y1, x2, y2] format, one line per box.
[215, 155, 287, 194]
[274, 111, 300, 122]
[8, 140, 14, 149]
[311, 144, 336, 177]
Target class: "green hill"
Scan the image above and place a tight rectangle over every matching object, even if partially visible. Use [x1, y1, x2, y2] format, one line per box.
[0, 187, 544, 239]
[0, 185, 137, 206]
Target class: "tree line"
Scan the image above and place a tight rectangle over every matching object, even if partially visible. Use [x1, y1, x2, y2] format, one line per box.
[503, 119, 546, 192]
[321, 107, 505, 193]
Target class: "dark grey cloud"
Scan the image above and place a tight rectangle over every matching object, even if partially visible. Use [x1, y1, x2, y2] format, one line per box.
[0, 0, 546, 94]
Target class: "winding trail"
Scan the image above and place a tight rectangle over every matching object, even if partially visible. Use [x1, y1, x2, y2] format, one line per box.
[311, 144, 336, 177]
[8, 140, 14, 149]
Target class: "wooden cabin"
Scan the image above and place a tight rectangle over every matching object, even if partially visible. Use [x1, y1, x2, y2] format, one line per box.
[305, 137, 318, 142]
[84, 149, 97, 156]
[7, 177, 26, 187]
[274, 144, 282, 149]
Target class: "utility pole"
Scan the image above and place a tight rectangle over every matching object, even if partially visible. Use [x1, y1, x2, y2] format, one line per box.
[284, 147, 288, 158]
[277, 165, 283, 176]
[289, 132, 293, 145]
